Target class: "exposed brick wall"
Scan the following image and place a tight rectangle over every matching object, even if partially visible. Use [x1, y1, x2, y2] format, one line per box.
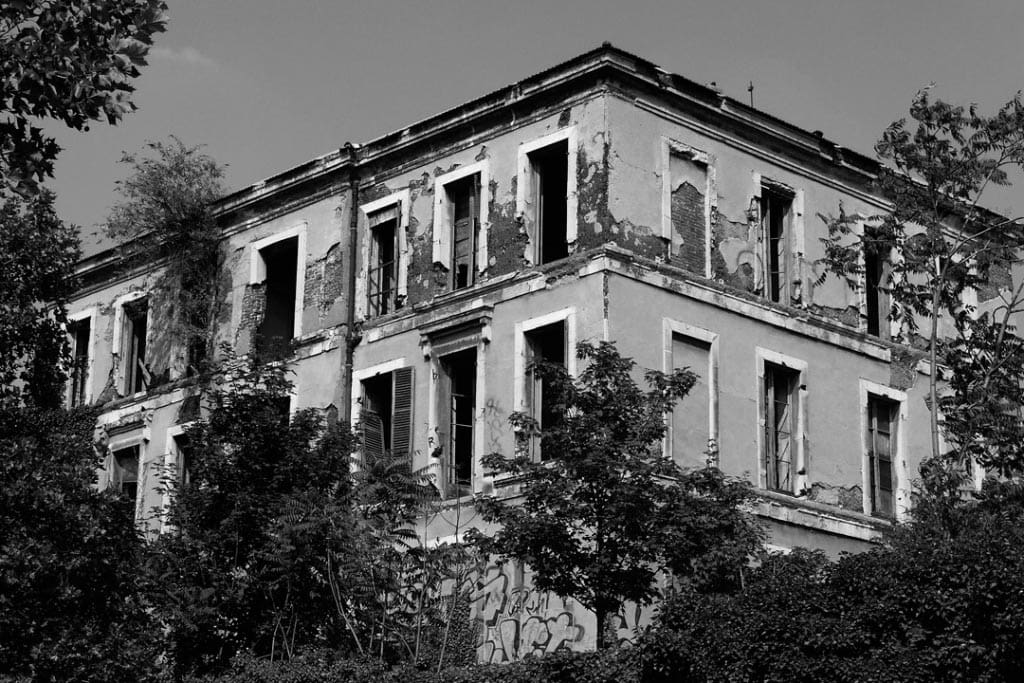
[240, 282, 266, 330]
[671, 180, 706, 274]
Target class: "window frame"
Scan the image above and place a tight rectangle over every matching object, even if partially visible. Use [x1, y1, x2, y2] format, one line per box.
[432, 162, 489, 282]
[112, 291, 150, 397]
[751, 173, 804, 305]
[105, 433, 147, 523]
[660, 138, 714, 276]
[662, 318, 719, 465]
[513, 307, 578, 462]
[516, 128, 578, 266]
[859, 379, 909, 521]
[161, 422, 195, 533]
[755, 347, 808, 495]
[858, 221, 894, 339]
[357, 190, 410, 320]
[248, 222, 308, 341]
[66, 307, 96, 407]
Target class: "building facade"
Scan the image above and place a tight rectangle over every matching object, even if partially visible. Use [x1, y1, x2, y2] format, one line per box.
[66, 44, 986, 657]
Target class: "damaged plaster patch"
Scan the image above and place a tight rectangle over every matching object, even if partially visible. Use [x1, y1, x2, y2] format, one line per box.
[809, 482, 863, 512]
[889, 347, 922, 390]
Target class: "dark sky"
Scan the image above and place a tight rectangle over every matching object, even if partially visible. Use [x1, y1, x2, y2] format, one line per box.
[49, 0, 1024, 249]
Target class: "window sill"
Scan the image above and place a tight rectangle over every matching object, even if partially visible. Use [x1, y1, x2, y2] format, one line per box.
[755, 488, 890, 542]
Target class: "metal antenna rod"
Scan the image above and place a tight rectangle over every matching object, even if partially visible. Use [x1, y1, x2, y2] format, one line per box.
[748, 81, 754, 107]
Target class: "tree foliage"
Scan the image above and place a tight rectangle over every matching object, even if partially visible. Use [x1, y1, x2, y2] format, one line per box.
[641, 482, 1024, 682]
[0, 0, 168, 194]
[820, 89, 1024, 475]
[472, 341, 764, 649]
[0, 406, 159, 682]
[0, 189, 80, 408]
[106, 137, 227, 375]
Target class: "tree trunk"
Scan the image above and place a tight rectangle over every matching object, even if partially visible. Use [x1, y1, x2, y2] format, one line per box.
[595, 604, 608, 650]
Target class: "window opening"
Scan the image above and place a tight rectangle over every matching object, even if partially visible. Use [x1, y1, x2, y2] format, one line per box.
[867, 395, 897, 517]
[122, 298, 149, 394]
[69, 317, 90, 406]
[524, 321, 566, 461]
[112, 445, 139, 503]
[448, 176, 479, 290]
[764, 362, 798, 492]
[368, 207, 400, 316]
[257, 237, 298, 356]
[761, 186, 793, 303]
[359, 367, 415, 458]
[531, 139, 569, 264]
[864, 228, 889, 338]
[173, 433, 193, 489]
[442, 349, 476, 496]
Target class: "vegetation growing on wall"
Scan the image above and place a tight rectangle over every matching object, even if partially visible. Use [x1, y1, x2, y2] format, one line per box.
[106, 137, 227, 382]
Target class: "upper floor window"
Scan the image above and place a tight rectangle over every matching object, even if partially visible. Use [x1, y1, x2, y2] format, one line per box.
[863, 226, 891, 339]
[111, 444, 140, 505]
[760, 184, 793, 304]
[359, 366, 414, 458]
[249, 224, 306, 358]
[661, 140, 712, 275]
[517, 128, 578, 266]
[524, 320, 566, 461]
[368, 206, 400, 316]
[447, 176, 480, 290]
[866, 394, 897, 517]
[758, 348, 807, 496]
[121, 297, 149, 395]
[433, 163, 489, 292]
[440, 348, 476, 497]
[67, 314, 92, 407]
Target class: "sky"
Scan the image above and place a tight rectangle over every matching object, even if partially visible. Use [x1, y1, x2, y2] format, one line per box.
[49, 0, 1024, 252]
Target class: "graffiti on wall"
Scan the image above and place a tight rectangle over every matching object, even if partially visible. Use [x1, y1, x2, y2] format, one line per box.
[469, 562, 651, 663]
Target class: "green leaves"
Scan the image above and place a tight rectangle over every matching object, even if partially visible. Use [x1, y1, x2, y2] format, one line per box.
[473, 341, 763, 649]
[0, 0, 169, 193]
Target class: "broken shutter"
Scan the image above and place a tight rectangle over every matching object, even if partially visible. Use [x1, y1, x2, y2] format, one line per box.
[391, 367, 414, 458]
[361, 410, 385, 457]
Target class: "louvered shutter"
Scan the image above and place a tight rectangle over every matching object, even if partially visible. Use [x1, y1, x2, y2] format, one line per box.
[361, 410, 385, 457]
[391, 367, 414, 457]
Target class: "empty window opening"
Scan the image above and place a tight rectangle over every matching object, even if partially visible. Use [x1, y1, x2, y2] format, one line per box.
[368, 207, 400, 317]
[69, 318, 90, 407]
[761, 186, 793, 303]
[360, 367, 414, 458]
[764, 362, 799, 493]
[257, 237, 298, 356]
[867, 395, 897, 517]
[525, 321, 567, 461]
[530, 139, 569, 265]
[671, 334, 712, 467]
[122, 298, 149, 394]
[112, 445, 139, 504]
[448, 176, 480, 290]
[864, 229, 890, 338]
[442, 349, 476, 496]
[173, 433, 193, 489]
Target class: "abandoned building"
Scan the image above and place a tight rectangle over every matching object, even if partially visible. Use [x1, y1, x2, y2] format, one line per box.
[65, 44, 992, 657]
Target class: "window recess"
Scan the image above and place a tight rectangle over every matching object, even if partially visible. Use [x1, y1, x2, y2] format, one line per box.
[524, 321, 567, 461]
[122, 298, 149, 395]
[367, 206, 401, 317]
[763, 362, 800, 493]
[256, 236, 299, 357]
[68, 316, 91, 407]
[360, 367, 415, 459]
[760, 184, 794, 304]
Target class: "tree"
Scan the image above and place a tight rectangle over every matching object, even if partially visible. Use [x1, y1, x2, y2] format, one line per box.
[0, 406, 159, 681]
[642, 480, 1024, 682]
[821, 89, 1024, 476]
[471, 341, 764, 649]
[0, 0, 168, 194]
[106, 137, 227, 377]
[0, 189, 80, 408]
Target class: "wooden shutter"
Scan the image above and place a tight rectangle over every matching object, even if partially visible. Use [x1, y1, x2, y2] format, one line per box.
[391, 367, 414, 457]
[361, 410, 385, 457]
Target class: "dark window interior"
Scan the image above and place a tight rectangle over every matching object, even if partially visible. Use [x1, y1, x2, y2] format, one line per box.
[123, 298, 148, 394]
[525, 321, 566, 460]
[864, 230, 889, 338]
[362, 373, 394, 453]
[764, 362, 798, 492]
[868, 395, 896, 517]
[532, 140, 569, 265]
[112, 445, 139, 503]
[760, 187, 792, 303]
[368, 209, 399, 316]
[174, 434, 193, 488]
[444, 349, 476, 495]
[69, 318, 90, 406]
[258, 237, 298, 356]
[448, 176, 479, 290]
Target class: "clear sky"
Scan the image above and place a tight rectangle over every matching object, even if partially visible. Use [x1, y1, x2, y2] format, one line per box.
[49, 0, 1024, 251]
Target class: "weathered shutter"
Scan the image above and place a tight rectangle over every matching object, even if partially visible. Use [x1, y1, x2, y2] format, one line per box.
[391, 367, 414, 458]
[361, 410, 385, 457]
